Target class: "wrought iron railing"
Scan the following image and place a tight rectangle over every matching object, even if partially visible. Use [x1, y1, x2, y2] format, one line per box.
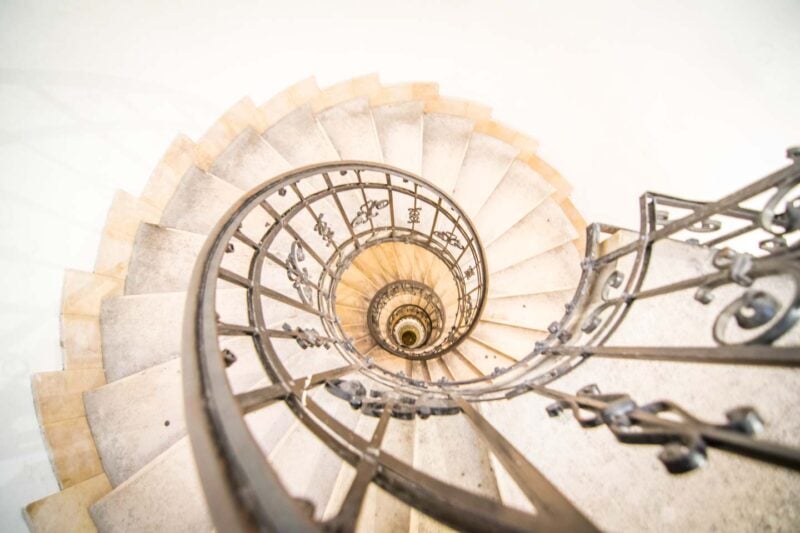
[183, 152, 800, 532]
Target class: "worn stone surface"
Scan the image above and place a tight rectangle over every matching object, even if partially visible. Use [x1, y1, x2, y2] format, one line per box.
[25, 473, 111, 533]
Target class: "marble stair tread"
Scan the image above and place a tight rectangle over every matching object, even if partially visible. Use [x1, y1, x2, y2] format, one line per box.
[100, 289, 285, 382]
[209, 127, 291, 191]
[442, 350, 484, 381]
[268, 388, 361, 520]
[89, 437, 212, 533]
[421, 113, 474, 193]
[262, 104, 340, 167]
[316, 96, 383, 161]
[470, 321, 548, 360]
[456, 337, 517, 374]
[483, 290, 575, 331]
[84, 358, 185, 487]
[371, 101, 424, 174]
[160, 166, 272, 238]
[451, 132, 518, 218]
[413, 414, 500, 500]
[488, 243, 582, 298]
[473, 159, 556, 245]
[485, 198, 579, 274]
[125, 224, 250, 295]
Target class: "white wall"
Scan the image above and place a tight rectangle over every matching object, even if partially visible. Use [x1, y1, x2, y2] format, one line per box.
[0, 0, 797, 529]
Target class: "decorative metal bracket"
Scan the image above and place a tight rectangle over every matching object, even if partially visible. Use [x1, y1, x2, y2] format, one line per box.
[325, 378, 461, 419]
[544, 384, 770, 474]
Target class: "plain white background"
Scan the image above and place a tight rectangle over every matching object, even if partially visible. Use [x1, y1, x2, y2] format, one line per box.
[0, 0, 798, 529]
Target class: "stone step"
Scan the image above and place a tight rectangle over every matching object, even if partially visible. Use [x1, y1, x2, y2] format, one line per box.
[483, 290, 575, 331]
[89, 437, 212, 533]
[24, 473, 111, 533]
[268, 385, 361, 520]
[125, 224, 250, 295]
[470, 321, 547, 360]
[371, 100, 425, 175]
[485, 198, 579, 274]
[32, 369, 106, 425]
[84, 358, 185, 487]
[159, 167, 248, 236]
[489, 243, 582, 298]
[421, 112, 475, 193]
[473, 159, 555, 245]
[262, 104, 340, 167]
[456, 336, 517, 374]
[208, 127, 290, 191]
[452, 132, 518, 219]
[100, 289, 287, 382]
[94, 190, 161, 280]
[316, 96, 383, 162]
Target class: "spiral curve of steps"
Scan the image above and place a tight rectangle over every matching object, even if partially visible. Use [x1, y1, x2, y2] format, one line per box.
[24, 74, 800, 532]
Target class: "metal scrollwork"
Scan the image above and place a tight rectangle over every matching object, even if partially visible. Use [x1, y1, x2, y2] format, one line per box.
[545, 384, 765, 474]
[313, 213, 335, 247]
[697, 261, 800, 345]
[282, 323, 332, 349]
[325, 379, 460, 419]
[433, 230, 464, 249]
[687, 218, 723, 233]
[286, 240, 313, 305]
[760, 179, 800, 235]
[408, 207, 421, 224]
[352, 199, 389, 226]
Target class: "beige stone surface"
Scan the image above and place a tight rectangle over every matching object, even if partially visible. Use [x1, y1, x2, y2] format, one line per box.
[94, 190, 160, 279]
[452, 132, 519, 218]
[61, 270, 123, 317]
[140, 134, 197, 212]
[489, 243, 582, 298]
[518, 150, 572, 201]
[473, 158, 556, 245]
[483, 289, 574, 331]
[311, 73, 381, 113]
[32, 370, 106, 425]
[25, 473, 111, 533]
[84, 358, 185, 487]
[421, 112, 474, 193]
[89, 437, 212, 533]
[43, 416, 104, 489]
[485, 198, 579, 273]
[209, 127, 290, 191]
[316, 96, 383, 161]
[424, 96, 491, 122]
[259, 76, 321, 128]
[369, 82, 438, 106]
[372, 100, 425, 174]
[61, 314, 102, 369]
[193, 97, 266, 169]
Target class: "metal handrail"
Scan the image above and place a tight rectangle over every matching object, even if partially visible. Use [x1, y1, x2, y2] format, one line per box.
[184, 153, 800, 532]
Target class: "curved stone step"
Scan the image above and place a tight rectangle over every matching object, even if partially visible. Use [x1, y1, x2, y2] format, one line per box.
[25, 473, 111, 533]
[316, 96, 383, 162]
[208, 127, 290, 191]
[84, 358, 185, 487]
[268, 385, 361, 520]
[456, 337, 517, 374]
[473, 159, 556, 245]
[470, 321, 547, 359]
[483, 290, 574, 331]
[488, 243, 582, 299]
[89, 437, 212, 533]
[485, 198, 579, 273]
[371, 99, 425, 175]
[125, 224, 250, 295]
[421, 111, 475, 193]
[452, 131, 519, 218]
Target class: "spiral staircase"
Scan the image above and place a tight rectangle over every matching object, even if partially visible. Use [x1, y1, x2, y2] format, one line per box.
[23, 75, 800, 532]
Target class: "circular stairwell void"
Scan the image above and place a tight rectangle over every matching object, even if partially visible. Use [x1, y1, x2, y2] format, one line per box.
[26, 75, 800, 533]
